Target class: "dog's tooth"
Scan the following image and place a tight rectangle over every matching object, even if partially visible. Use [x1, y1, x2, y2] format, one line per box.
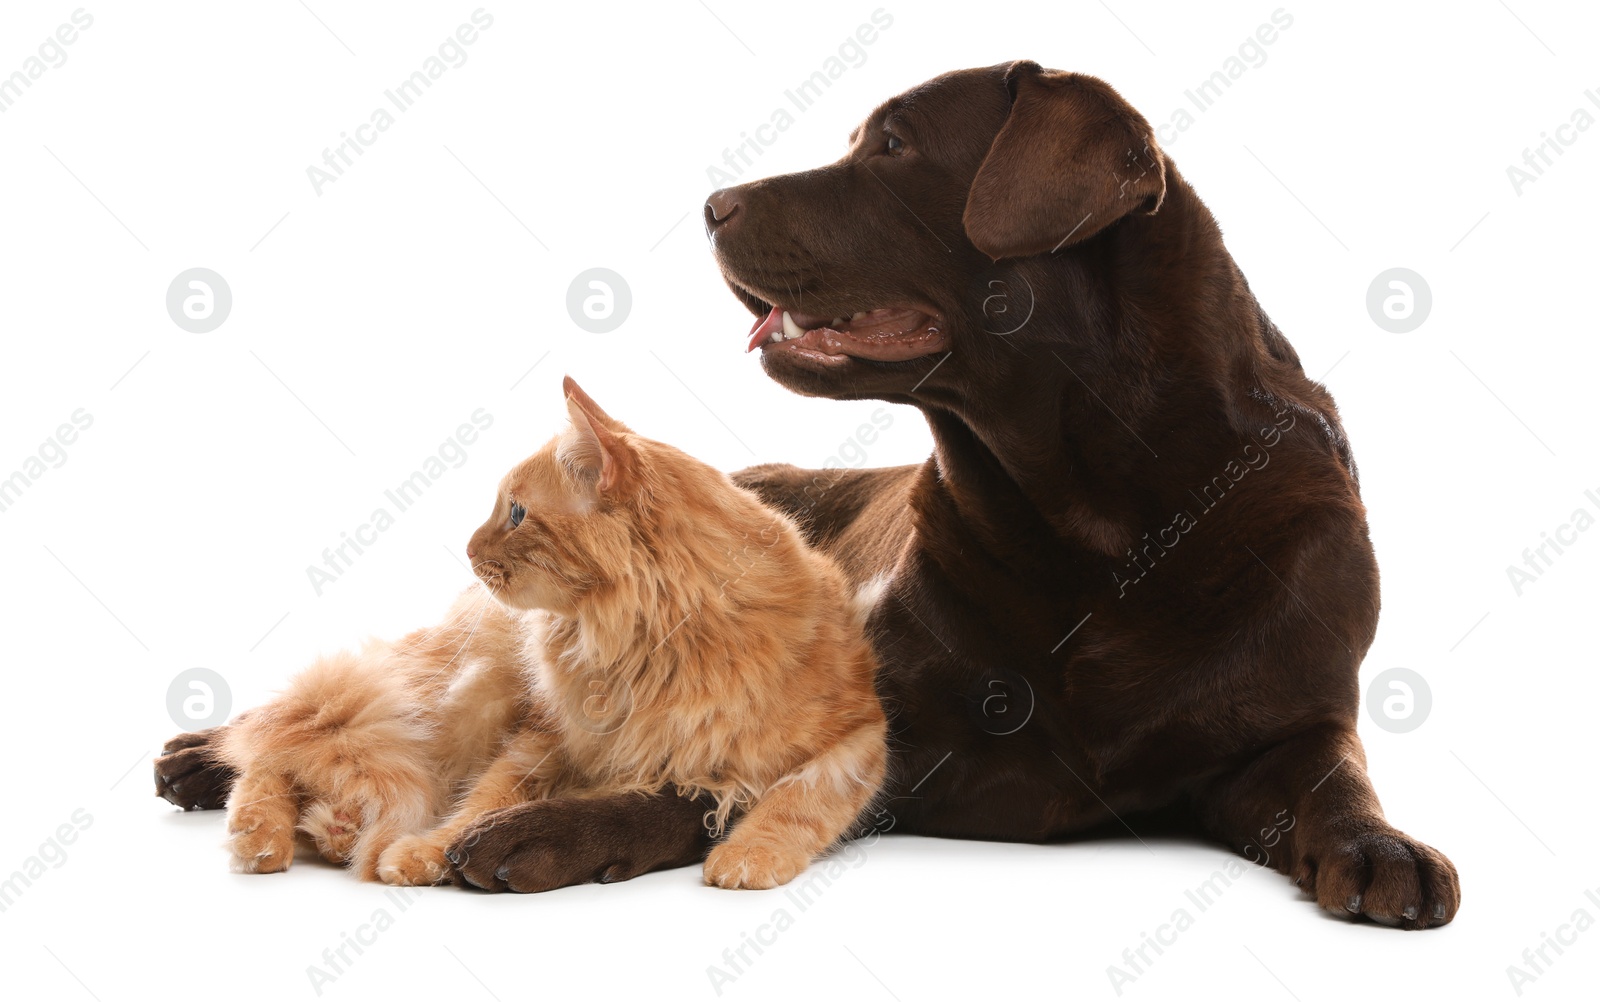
[832, 316, 847, 327]
[781, 310, 805, 340]
[851, 311, 868, 321]
[769, 330, 782, 343]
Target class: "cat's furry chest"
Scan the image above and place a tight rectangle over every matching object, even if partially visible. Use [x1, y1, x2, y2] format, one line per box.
[519, 611, 793, 810]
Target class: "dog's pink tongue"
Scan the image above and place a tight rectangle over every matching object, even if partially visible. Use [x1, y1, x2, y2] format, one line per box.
[746, 307, 784, 352]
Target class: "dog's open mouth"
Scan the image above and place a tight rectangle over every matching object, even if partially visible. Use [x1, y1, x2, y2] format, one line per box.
[743, 305, 947, 363]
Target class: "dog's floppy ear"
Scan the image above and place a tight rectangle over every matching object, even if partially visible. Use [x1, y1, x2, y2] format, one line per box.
[964, 61, 1166, 260]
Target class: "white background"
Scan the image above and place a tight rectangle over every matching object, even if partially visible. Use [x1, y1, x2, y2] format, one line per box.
[1, 1, 1596, 999]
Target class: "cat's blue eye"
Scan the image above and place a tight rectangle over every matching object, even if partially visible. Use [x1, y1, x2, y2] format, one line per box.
[509, 501, 526, 528]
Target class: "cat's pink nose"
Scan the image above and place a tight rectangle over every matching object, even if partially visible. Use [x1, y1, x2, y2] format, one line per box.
[466, 545, 476, 559]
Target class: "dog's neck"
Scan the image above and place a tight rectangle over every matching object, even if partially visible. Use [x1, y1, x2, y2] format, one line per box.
[924, 172, 1281, 562]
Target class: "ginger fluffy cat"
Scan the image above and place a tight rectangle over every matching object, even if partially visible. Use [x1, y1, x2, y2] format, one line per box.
[216, 378, 887, 890]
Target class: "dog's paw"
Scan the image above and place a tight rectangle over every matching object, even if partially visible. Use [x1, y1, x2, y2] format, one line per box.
[703, 839, 808, 890]
[154, 728, 236, 811]
[1293, 826, 1459, 929]
[444, 801, 644, 893]
[226, 803, 294, 874]
[376, 835, 450, 886]
[445, 807, 573, 893]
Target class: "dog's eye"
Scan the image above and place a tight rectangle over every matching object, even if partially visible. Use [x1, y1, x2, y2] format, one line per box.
[886, 134, 905, 155]
[509, 501, 526, 528]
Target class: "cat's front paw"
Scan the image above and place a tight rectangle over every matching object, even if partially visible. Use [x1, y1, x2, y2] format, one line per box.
[227, 803, 294, 874]
[703, 839, 809, 890]
[377, 835, 451, 886]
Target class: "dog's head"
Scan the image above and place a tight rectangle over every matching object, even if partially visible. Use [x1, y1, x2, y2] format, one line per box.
[706, 60, 1168, 403]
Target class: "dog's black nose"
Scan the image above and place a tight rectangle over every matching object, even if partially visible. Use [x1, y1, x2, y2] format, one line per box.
[705, 189, 741, 231]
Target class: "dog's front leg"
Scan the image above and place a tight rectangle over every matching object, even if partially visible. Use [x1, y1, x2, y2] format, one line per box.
[1194, 721, 1460, 929]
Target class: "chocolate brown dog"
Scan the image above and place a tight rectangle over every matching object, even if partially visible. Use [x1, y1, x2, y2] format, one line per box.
[157, 61, 1458, 928]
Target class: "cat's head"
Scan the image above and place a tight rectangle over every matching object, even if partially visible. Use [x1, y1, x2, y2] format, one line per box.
[466, 376, 660, 614]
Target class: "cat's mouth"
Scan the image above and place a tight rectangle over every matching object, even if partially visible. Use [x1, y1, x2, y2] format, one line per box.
[741, 304, 947, 364]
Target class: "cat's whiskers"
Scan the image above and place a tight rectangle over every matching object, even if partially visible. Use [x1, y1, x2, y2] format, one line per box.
[467, 557, 511, 593]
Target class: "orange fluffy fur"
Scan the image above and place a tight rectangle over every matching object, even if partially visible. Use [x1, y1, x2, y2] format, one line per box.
[217, 378, 887, 890]
[215, 592, 529, 880]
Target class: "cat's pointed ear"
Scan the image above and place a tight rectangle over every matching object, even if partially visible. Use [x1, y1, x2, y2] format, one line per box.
[564, 392, 633, 494]
[562, 375, 627, 431]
